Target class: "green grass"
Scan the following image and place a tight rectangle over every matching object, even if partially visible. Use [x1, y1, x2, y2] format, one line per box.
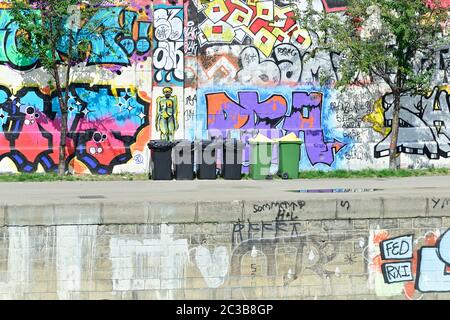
[0, 173, 149, 182]
[297, 167, 450, 179]
[0, 167, 449, 182]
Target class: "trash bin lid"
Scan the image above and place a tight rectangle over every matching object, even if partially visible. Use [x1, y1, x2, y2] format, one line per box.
[248, 133, 274, 144]
[275, 133, 302, 144]
[174, 140, 195, 150]
[148, 140, 178, 150]
[200, 139, 223, 148]
[224, 138, 245, 148]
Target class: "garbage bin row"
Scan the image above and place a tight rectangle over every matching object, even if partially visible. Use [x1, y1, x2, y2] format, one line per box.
[148, 139, 243, 181]
[148, 135, 302, 181]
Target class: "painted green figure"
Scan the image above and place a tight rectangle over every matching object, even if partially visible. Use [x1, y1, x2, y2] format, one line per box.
[156, 87, 179, 141]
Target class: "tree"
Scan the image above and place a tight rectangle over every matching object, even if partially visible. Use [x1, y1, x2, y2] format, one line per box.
[9, 0, 114, 176]
[296, 0, 449, 169]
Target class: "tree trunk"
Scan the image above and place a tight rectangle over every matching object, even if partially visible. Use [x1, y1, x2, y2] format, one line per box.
[58, 105, 68, 176]
[60, 28, 74, 177]
[53, 65, 68, 177]
[389, 90, 401, 170]
[45, 10, 69, 176]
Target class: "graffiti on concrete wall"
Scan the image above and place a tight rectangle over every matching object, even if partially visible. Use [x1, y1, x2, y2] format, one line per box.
[0, 84, 149, 174]
[229, 212, 359, 296]
[237, 44, 302, 86]
[110, 225, 189, 294]
[194, 245, 230, 288]
[435, 46, 450, 82]
[0, 0, 446, 174]
[0, 7, 152, 72]
[198, 50, 239, 85]
[202, 88, 346, 167]
[185, 21, 199, 56]
[372, 86, 450, 160]
[153, 6, 184, 85]
[195, 0, 312, 57]
[156, 87, 179, 141]
[379, 235, 414, 284]
[369, 225, 450, 299]
[416, 229, 450, 292]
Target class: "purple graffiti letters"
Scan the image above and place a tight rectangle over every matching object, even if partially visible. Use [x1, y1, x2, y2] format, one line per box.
[206, 91, 345, 166]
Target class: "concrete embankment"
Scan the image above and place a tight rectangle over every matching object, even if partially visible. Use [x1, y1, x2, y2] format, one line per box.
[0, 177, 448, 299]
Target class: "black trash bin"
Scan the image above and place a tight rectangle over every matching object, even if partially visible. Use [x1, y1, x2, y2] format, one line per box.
[173, 140, 195, 180]
[148, 140, 178, 180]
[196, 140, 219, 180]
[222, 139, 244, 180]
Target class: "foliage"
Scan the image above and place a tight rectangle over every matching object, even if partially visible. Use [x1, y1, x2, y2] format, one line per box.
[9, 0, 117, 77]
[296, 0, 449, 93]
[8, 0, 118, 175]
[296, 0, 448, 170]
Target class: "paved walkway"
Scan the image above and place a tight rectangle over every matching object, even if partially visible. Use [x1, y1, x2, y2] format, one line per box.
[1, 175, 449, 205]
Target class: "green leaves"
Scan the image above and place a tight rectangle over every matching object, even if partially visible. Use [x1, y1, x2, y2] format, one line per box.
[294, 0, 449, 94]
[9, 0, 115, 73]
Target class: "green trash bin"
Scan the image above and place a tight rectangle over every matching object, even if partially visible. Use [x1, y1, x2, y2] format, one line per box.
[249, 134, 274, 180]
[277, 133, 302, 179]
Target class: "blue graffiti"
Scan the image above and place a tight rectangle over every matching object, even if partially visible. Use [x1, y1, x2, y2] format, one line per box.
[0, 84, 149, 174]
[0, 8, 151, 71]
[416, 230, 450, 292]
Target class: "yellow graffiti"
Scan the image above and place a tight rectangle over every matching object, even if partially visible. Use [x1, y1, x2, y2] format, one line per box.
[433, 85, 450, 110]
[440, 85, 450, 94]
[199, 0, 311, 57]
[363, 98, 390, 136]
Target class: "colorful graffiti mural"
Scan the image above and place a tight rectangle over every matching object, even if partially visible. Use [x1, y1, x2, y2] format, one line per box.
[237, 44, 303, 86]
[0, 84, 149, 174]
[196, 0, 311, 57]
[156, 87, 179, 140]
[0, 7, 152, 72]
[369, 227, 450, 299]
[200, 88, 346, 168]
[153, 6, 184, 84]
[0, 0, 445, 174]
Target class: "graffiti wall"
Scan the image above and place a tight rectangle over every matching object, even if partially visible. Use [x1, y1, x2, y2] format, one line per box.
[0, 0, 448, 174]
[184, 0, 449, 173]
[0, 1, 153, 174]
[3, 203, 450, 300]
[369, 226, 450, 298]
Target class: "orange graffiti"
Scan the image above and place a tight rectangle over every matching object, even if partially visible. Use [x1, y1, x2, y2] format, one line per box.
[404, 281, 416, 299]
[371, 255, 383, 273]
[298, 114, 314, 129]
[235, 114, 248, 129]
[207, 93, 232, 115]
[425, 232, 439, 246]
[373, 230, 390, 244]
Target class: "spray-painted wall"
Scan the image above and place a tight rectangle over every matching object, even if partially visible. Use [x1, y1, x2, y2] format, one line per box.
[2, 201, 450, 300]
[0, 1, 154, 174]
[0, 0, 448, 174]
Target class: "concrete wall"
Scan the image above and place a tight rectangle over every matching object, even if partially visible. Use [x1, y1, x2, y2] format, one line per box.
[1, 199, 450, 300]
[0, 0, 447, 174]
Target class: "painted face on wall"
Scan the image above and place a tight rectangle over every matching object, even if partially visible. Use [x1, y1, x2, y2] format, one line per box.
[21, 105, 41, 126]
[163, 87, 173, 99]
[82, 127, 127, 168]
[88, 131, 107, 155]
